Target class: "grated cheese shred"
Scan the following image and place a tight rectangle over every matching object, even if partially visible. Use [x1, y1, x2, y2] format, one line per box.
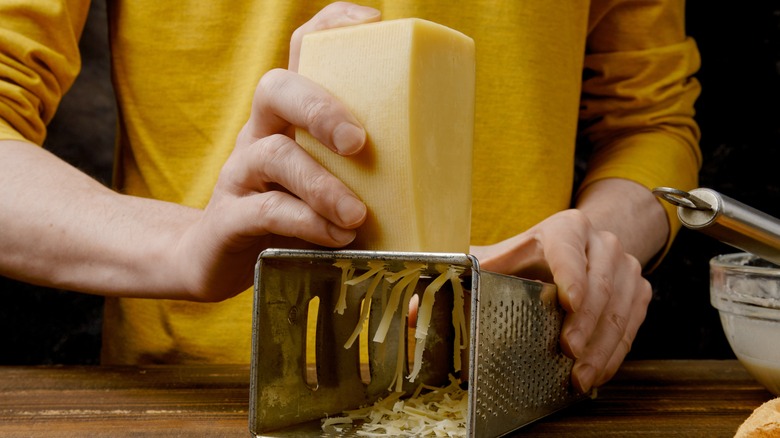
[343, 261, 387, 349]
[322, 375, 467, 436]
[333, 260, 356, 315]
[325, 261, 469, 436]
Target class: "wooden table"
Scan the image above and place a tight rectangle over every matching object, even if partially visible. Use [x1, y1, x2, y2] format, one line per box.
[0, 360, 773, 437]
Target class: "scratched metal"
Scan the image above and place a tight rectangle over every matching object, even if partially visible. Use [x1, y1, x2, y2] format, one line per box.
[249, 249, 590, 438]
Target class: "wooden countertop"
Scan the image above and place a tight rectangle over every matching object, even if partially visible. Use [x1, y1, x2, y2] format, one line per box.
[0, 360, 773, 437]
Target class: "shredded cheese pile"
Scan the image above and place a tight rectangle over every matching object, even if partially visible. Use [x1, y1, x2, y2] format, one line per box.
[322, 376, 467, 436]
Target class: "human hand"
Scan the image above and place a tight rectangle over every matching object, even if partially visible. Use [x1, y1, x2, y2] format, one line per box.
[470, 209, 652, 393]
[175, 3, 380, 302]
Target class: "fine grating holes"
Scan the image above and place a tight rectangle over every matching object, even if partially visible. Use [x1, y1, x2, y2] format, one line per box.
[475, 295, 570, 420]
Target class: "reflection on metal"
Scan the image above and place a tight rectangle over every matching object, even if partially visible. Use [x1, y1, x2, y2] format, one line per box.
[655, 187, 780, 265]
[249, 249, 590, 437]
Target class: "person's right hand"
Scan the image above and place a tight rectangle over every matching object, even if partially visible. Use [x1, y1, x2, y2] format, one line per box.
[175, 2, 381, 302]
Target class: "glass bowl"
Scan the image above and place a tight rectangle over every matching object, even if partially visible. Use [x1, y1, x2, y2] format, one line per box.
[711, 252, 780, 395]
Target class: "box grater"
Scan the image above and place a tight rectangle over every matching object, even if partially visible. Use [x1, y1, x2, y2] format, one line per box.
[249, 249, 592, 437]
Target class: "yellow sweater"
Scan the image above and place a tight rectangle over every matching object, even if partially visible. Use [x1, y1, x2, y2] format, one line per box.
[0, 0, 701, 364]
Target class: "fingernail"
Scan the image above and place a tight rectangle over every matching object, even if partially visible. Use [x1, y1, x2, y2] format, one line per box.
[567, 295, 578, 313]
[336, 195, 366, 227]
[564, 328, 584, 359]
[327, 223, 356, 245]
[574, 363, 596, 393]
[333, 122, 365, 155]
[346, 5, 381, 20]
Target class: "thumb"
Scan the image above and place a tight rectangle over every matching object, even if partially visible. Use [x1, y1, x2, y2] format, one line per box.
[289, 2, 381, 72]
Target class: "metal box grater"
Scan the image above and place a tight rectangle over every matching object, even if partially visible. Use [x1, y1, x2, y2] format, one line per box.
[249, 249, 591, 437]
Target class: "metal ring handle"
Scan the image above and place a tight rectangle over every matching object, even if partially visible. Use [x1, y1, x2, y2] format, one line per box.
[652, 187, 713, 211]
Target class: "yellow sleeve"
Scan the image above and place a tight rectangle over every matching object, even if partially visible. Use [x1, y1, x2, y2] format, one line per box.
[579, 0, 703, 265]
[0, 1, 91, 144]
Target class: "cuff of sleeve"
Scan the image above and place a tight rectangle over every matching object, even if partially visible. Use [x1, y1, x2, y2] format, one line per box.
[0, 120, 33, 143]
[578, 131, 700, 272]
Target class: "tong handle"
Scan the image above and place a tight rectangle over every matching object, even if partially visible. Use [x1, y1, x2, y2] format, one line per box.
[654, 187, 780, 266]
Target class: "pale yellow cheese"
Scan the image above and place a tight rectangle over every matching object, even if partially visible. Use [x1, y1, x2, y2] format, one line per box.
[296, 18, 475, 252]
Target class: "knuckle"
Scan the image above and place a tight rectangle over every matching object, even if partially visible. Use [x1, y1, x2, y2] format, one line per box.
[290, 27, 305, 46]
[257, 133, 290, 157]
[624, 253, 642, 273]
[637, 277, 653, 305]
[299, 93, 334, 129]
[257, 68, 288, 98]
[306, 172, 334, 203]
[579, 305, 599, 328]
[561, 209, 590, 228]
[263, 193, 299, 224]
[255, 191, 285, 219]
[256, 192, 316, 235]
[620, 332, 635, 354]
[219, 152, 242, 179]
[587, 344, 612, 367]
[255, 134, 291, 173]
[597, 230, 621, 249]
[290, 207, 314, 230]
[606, 311, 629, 333]
[621, 254, 652, 304]
[593, 271, 613, 298]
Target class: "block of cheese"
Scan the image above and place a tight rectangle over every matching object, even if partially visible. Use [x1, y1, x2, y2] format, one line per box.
[296, 18, 475, 253]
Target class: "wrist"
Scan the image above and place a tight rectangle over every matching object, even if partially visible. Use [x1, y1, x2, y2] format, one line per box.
[576, 178, 668, 267]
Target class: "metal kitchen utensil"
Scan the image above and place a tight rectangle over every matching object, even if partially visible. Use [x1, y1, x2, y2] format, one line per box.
[653, 187, 780, 265]
[249, 248, 591, 437]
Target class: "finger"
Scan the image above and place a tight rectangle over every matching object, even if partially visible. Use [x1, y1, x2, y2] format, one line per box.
[241, 68, 366, 155]
[541, 211, 592, 314]
[470, 234, 545, 277]
[570, 252, 647, 393]
[591, 270, 651, 388]
[408, 296, 418, 327]
[223, 133, 366, 229]
[289, 2, 381, 72]
[559, 232, 618, 361]
[473, 211, 591, 308]
[230, 190, 358, 247]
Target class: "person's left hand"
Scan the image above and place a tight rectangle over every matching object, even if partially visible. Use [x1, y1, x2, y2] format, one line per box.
[470, 208, 652, 393]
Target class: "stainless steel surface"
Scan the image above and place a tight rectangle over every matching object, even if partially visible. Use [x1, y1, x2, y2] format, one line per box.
[468, 270, 582, 437]
[249, 249, 588, 437]
[654, 187, 780, 266]
[653, 186, 713, 211]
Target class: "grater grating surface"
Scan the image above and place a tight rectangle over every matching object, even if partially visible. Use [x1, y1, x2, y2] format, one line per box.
[470, 270, 581, 437]
[249, 249, 591, 437]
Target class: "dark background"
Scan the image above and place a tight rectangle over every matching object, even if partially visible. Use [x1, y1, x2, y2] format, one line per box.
[1, 2, 778, 365]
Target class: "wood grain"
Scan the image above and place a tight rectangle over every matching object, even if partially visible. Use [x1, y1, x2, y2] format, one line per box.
[0, 365, 250, 437]
[0, 361, 773, 437]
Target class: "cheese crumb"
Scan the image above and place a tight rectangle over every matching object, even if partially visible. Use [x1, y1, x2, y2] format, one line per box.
[323, 375, 467, 436]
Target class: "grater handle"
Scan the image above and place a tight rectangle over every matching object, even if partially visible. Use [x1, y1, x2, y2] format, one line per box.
[654, 187, 780, 265]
